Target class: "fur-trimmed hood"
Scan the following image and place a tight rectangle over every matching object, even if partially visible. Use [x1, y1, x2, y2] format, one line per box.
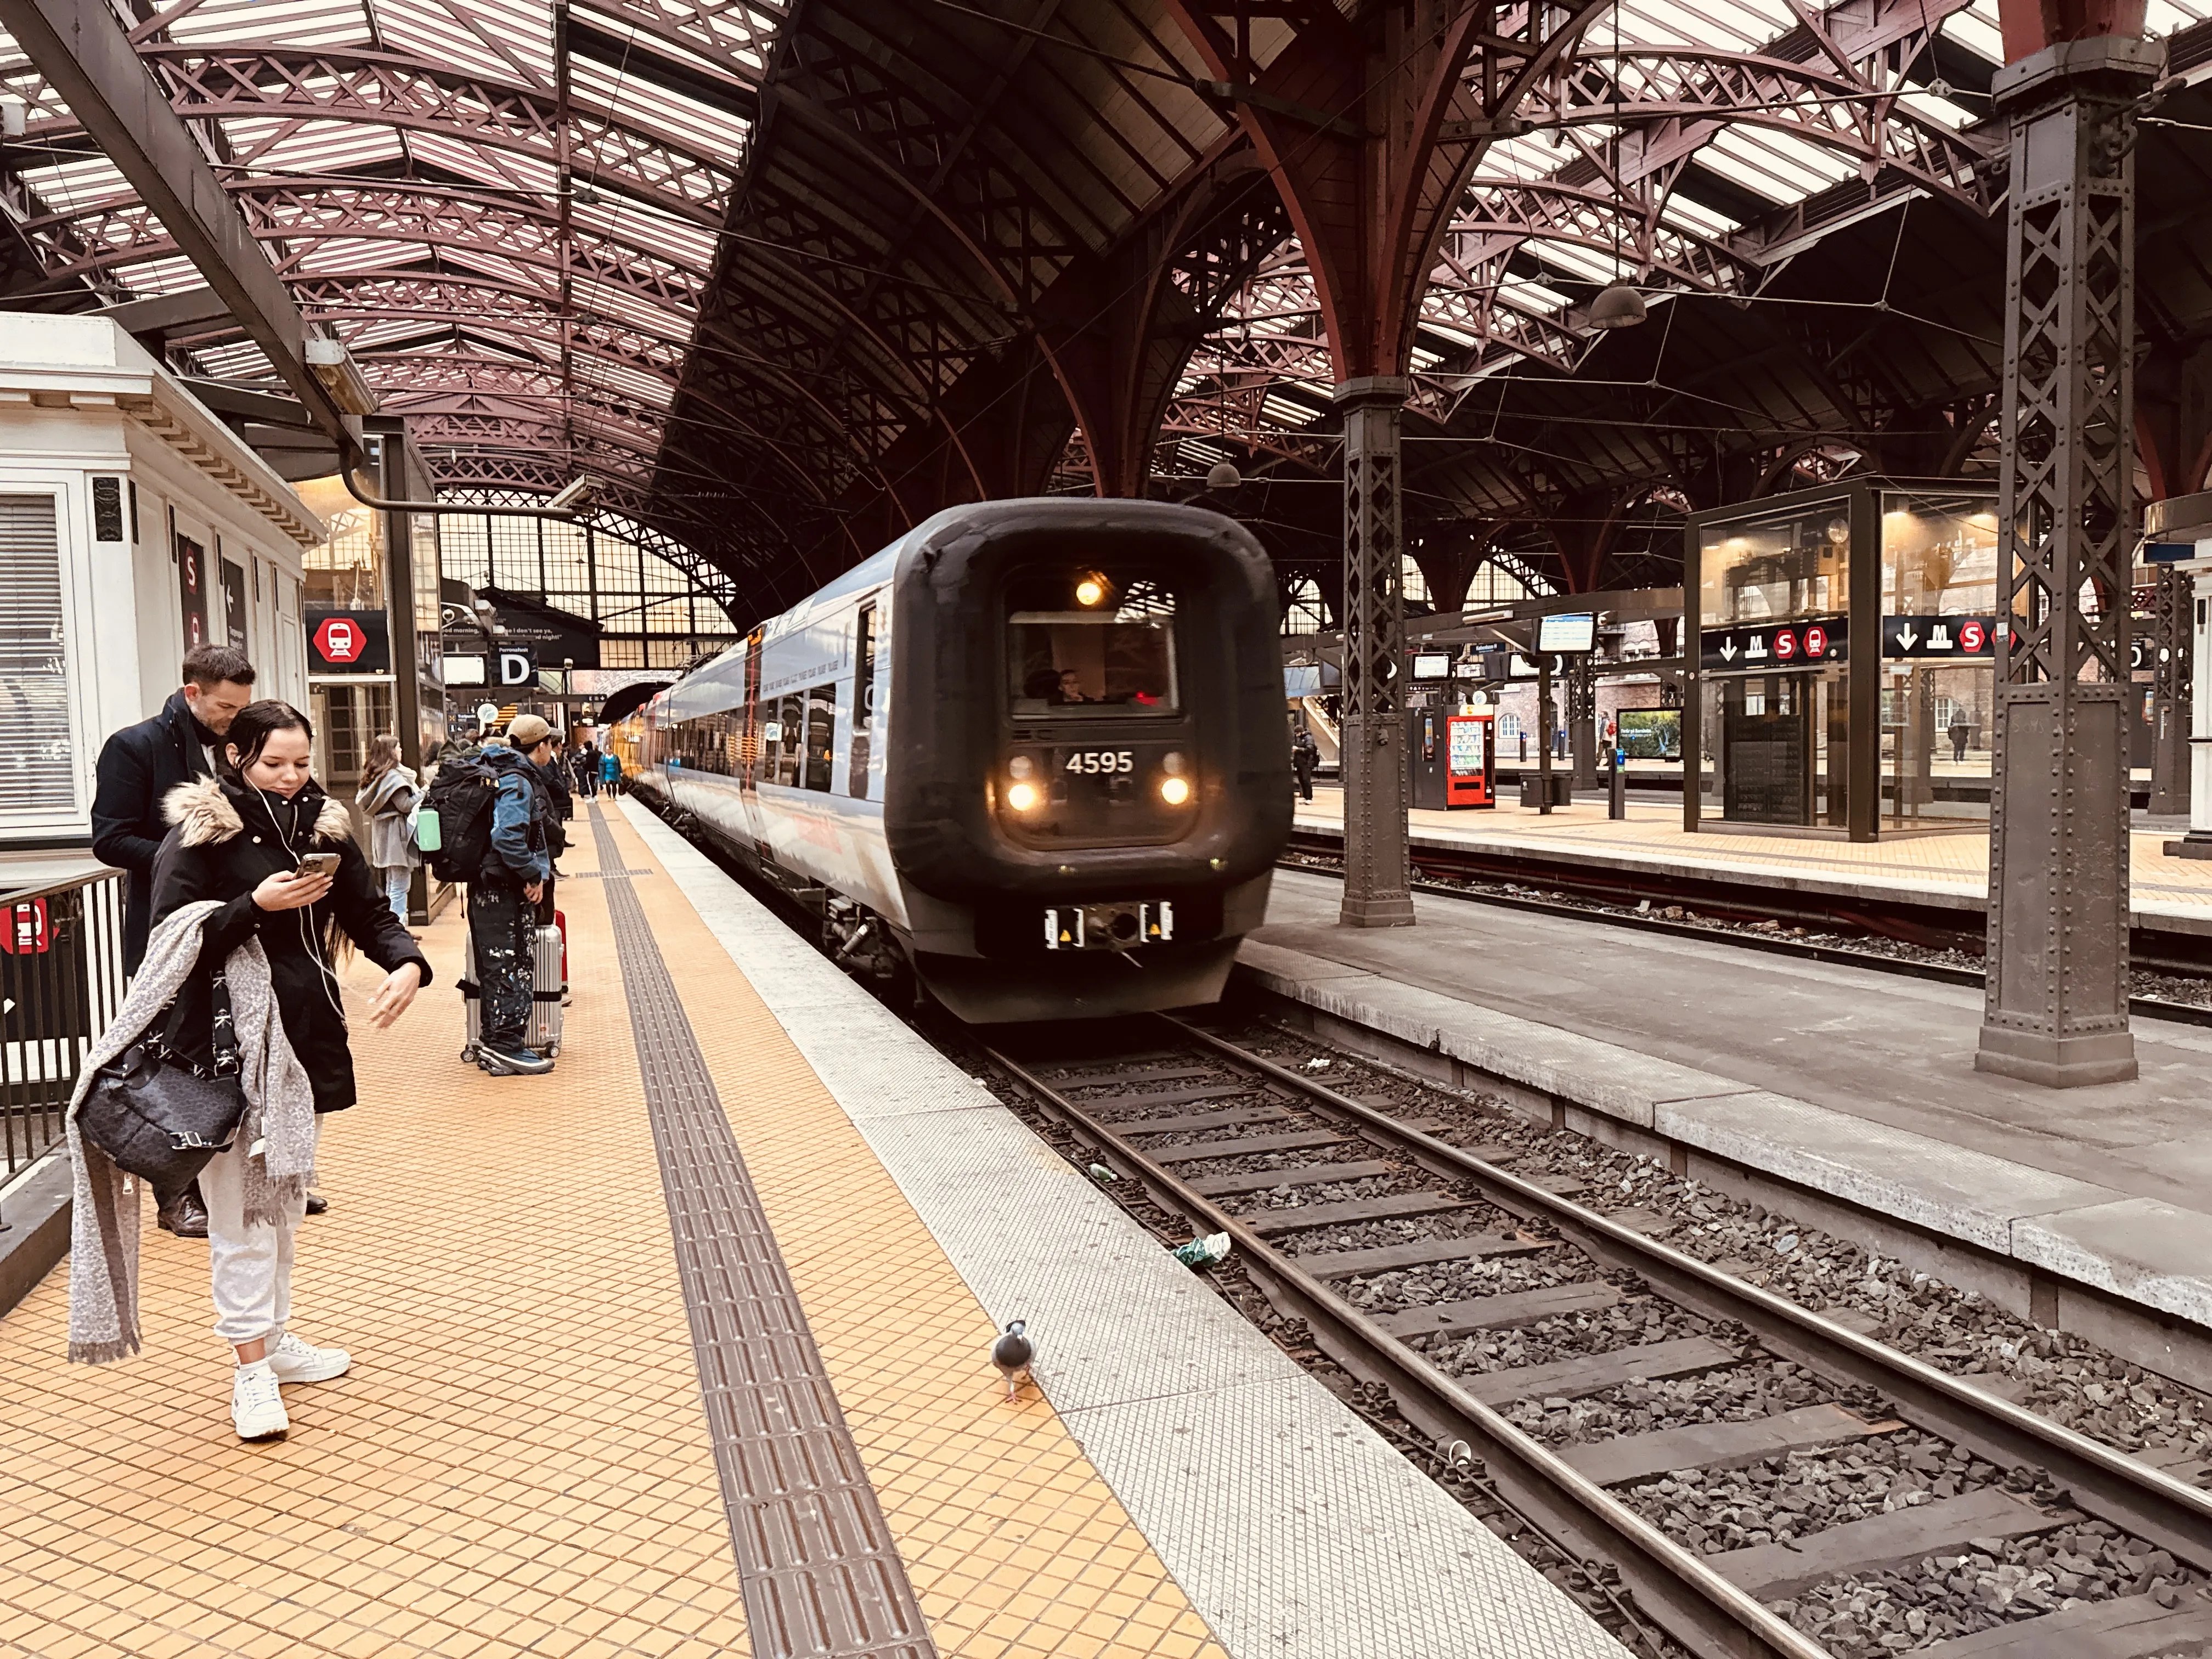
[162, 775, 352, 848]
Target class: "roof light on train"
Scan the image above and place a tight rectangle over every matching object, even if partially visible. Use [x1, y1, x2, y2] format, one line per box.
[1074, 574, 1108, 607]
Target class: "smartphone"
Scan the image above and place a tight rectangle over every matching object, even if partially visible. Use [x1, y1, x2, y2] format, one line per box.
[294, 852, 341, 879]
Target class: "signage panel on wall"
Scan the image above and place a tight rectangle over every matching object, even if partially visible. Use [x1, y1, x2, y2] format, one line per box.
[1699, 615, 1848, 672]
[220, 560, 249, 653]
[1882, 614, 2003, 659]
[443, 654, 487, 685]
[177, 535, 209, 651]
[306, 609, 391, 674]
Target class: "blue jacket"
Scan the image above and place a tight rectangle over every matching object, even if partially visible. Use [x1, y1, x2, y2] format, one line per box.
[482, 747, 549, 884]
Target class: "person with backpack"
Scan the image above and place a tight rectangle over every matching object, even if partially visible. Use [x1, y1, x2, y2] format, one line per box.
[1291, 726, 1319, 803]
[354, 733, 421, 928]
[423, 715, 556, 1075]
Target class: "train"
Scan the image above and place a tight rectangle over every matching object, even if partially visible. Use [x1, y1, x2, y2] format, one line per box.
[608, 498, 1293, 1022]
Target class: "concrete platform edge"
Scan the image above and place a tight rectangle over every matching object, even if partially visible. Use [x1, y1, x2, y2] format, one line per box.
[0, 1152, 74, 1321]
[1233, 939, 2212, 1365]
[620, 802, 1632, 1659]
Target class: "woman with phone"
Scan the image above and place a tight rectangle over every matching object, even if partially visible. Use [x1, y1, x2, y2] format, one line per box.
[145, 700, 431, 1441]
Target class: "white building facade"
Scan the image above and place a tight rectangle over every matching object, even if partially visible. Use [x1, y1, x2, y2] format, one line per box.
[1, 315, 322, 849]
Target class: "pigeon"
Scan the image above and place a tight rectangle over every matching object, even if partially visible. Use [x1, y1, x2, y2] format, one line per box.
[992, 1320, 1034, 1400]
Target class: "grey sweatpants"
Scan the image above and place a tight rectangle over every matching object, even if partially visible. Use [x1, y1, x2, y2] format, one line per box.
[200, 1123, 318, 1346]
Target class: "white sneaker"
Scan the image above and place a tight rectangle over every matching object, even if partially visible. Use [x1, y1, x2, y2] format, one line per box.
[267, 1331, 352, 1384]
[232, 1362, 289, 1441]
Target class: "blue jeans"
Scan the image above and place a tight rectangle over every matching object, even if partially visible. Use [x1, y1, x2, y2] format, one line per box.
[380, 866, 410, 927]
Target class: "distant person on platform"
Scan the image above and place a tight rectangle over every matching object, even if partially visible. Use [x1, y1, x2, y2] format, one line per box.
[1291, 727, 1319, 803]
[354, 733, 422, 930]
[600, 746, 621, 797]
[89, 644, 256, 1240]
[571, 726, 601, 800]
[470, 717, 557, 1076]
[1949, 718, 1973, 764]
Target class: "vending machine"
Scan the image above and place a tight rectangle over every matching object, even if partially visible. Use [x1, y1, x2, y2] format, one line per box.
[1445, 711, 1496, 808]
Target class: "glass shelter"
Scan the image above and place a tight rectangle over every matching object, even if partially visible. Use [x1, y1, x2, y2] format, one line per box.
[1684, 478, 2000, 840]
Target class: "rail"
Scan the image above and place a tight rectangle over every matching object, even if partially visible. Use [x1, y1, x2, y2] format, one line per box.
[1, 871, 127, 1184]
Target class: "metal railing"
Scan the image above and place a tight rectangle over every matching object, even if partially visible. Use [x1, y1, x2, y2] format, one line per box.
[2, 871, 127, 1182]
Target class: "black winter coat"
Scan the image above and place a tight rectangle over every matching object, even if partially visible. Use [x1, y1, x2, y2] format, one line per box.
[91, 691, 225, 972]
[149, 776, 433, 1113]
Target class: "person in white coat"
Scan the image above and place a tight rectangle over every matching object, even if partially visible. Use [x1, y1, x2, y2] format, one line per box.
[354, 734, 421, 929]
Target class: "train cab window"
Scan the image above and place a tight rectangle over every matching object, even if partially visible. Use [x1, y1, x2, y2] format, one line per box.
[1006, 569, 1178, 718]
[804, 685, 834, 791]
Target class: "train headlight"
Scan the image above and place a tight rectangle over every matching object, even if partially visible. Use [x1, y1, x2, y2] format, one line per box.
[1007, 781, 1041, 811]
[1161, 751, 1187, 776]
[1009, 754, 1036, 780]
[1159, 775, 1191, 806]
[1074, 574, 1107, 607]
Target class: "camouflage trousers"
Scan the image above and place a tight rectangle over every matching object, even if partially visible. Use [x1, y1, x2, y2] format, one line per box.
[466, 881, 537, 1049]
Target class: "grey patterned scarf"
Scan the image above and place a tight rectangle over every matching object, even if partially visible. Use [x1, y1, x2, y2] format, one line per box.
[66, 901, 318, 1363]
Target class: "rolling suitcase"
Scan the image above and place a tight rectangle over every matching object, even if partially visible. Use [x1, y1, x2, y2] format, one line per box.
[459, 913, 567, 1063]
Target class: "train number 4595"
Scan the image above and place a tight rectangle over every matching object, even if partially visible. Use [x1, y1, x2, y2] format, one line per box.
[1064, 751, 1135, 774]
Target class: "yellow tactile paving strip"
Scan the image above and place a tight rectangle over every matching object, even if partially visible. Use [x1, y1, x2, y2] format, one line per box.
[1296, 784, 2212, 905]
[595, 809, 1231, 1659]
[0, 825, 750, 1659]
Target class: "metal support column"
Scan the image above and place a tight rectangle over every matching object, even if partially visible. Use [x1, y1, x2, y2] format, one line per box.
[1976, 35, 2159, 1088]
[2182, 556, 2212, 858]
[1334, 376, 1415, 928]
[2151, 565, 2192, 815]
[1569, 656, 1598, 789]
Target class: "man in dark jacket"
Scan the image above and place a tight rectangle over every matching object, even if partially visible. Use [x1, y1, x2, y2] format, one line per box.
[470, 717, 556, 1076]
[89, 645, 255, 1239]
[92, 645, 257, 975]
[1291, 726, 1319, 803]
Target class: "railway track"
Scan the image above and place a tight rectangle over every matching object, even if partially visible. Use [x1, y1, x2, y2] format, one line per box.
[1279, 838, 2212, 1027]
[975, 1016, 2212, 1659]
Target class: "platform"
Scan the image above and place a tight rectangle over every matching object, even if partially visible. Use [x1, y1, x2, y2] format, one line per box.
[1242, 868, 2212, 1388]
[0, 803, 1628, 1659]
[1291, 786, 2212, 930]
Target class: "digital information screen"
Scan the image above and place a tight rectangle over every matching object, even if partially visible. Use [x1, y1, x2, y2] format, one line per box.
[1411, 653, 1453, 680]
[1536, 612, 1596, 653]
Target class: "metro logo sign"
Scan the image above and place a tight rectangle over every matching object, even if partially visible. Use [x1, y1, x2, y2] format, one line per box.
[1700, 615, 1848, 672]
[1, 899, 49, 955]
[304, 609, 390, 673]
[315, 616, 365, 663]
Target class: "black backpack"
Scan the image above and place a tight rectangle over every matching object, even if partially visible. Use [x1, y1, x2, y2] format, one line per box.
[421, 754, 503, 883]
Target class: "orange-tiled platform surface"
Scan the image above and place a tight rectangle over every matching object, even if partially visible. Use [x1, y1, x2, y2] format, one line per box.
[1294, 785, 2212, 913]
[0, 812, 1224, 1659]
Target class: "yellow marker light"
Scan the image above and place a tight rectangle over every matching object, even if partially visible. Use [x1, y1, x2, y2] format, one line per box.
[1007, 781, 1040, 811]
[1074, 575, 1106, 607]
[1159, 775, 1191, 805]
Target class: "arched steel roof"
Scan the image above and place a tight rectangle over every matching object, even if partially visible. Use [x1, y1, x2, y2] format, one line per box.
[4, 0, 2210, 605]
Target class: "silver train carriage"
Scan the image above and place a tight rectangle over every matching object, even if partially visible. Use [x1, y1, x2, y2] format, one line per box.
[620, 498, 1293, 1023]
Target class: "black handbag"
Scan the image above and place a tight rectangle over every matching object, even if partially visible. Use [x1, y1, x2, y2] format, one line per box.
[77, 972, 246, 1203]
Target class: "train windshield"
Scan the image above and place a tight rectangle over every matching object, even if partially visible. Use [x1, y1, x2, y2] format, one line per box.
[1006, 569, 1179, 718]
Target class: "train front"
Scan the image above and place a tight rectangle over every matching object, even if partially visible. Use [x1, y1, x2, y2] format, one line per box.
[886, 499, 1292, 1023]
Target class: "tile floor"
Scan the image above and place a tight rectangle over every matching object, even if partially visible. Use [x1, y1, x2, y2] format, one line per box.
[0, 814, 1230, 1659]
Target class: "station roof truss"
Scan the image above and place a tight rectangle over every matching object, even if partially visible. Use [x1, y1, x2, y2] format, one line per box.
[4, 0, 2210, 608]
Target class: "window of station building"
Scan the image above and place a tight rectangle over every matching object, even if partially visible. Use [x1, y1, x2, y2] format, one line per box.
[1699, 505, 1848, 629]
[1006, 569, 1179, 717]
[1280, 575, 1330, 636]
[439, 511, 736, 672]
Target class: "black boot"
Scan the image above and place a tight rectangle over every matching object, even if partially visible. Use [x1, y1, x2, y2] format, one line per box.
[305, 1193, 329, 1216]
[157, 1183, 209, 1239]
